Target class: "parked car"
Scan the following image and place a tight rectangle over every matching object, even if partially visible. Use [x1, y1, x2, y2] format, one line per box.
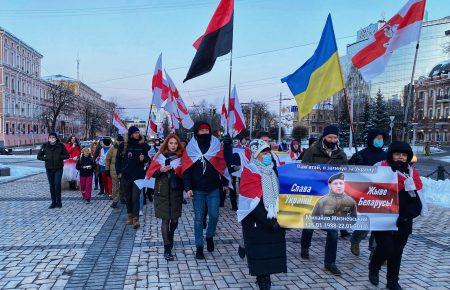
[0, 147, 12, 155]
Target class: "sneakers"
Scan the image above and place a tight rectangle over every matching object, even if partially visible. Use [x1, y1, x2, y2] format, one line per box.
[350, 242, 360, 256]
[206, 237, 215, 252]
[386, 281, 403, 290]
[195, 246, 205, 260]
[139, 210, 144, 216]
[110, 202, 118, 209]
[238, 245, 246, 259]
[369, 269, 379, 286]
[300, 248, 310, 260]
[133, 217, 140, 229]
[324, 264, 342, 276]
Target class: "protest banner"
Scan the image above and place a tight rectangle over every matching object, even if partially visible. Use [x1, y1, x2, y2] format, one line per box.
[277, 163, 399, 231]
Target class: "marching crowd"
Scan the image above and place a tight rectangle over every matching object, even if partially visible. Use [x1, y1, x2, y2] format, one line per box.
[37, 122, 424, 290]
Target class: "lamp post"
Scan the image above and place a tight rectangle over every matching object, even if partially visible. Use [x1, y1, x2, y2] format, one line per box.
[389, 116, 395, 143]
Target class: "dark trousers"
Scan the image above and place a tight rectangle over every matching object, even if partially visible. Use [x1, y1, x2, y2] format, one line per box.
[122, 178, 141, 217]
[370, 231, 409, 284]
[301, 229, 338, 265]
[98, 171, 105, 193]
[46, 169, 63, 206]
[351, 230, 376, 251]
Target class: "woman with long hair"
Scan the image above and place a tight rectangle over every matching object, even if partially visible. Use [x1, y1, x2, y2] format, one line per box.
[145, 134, 184, 261]
[63, 135, 81, 190]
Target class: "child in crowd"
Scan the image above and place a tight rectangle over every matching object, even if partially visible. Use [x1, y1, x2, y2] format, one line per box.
[76, 147, 95, 203]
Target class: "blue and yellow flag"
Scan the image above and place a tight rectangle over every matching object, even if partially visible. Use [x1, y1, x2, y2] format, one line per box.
[281, 14, 344, 119]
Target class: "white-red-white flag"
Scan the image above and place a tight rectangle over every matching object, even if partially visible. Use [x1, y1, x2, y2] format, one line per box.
[152, 53, 169, 107]
[112, 112, 127, 134]
[351, 0, 426, 81]
[147, 112, 158, 136]
[164, 70, 194, 130]
[228, 85, 246, 137]
[220, 96, 228, 132]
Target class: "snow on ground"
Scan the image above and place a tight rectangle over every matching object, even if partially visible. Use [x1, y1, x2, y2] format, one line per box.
[0, 154, 38, 160]
[420, 177, 450, 208]
[411, 145, 444, 154]
[0, 164, 45, 183]
[11, 145, 42, 152]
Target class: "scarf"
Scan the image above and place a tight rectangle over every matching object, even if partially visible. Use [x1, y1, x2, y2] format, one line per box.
[252, 159, 279, 219]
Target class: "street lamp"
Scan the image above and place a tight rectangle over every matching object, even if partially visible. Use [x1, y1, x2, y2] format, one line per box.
[389, 116, 395, 143]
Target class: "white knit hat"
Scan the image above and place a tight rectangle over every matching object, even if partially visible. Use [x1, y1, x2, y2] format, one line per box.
[249, 139, 270, 159]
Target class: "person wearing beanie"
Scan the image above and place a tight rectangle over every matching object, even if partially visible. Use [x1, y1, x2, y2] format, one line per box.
[300, 124, 348, 276]
[37, 133, 69, 209]
[348, 128, 388, 256]
[182, 121, 232, 260]
[239, 139, 287, 289]
[116, 126, 150, 229]
[106, 136, 125, 208]
[368, 141, 424, 290]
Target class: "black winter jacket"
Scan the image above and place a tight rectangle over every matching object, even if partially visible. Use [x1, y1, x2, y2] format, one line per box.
[115, 136, 150, 181]
[242, 200, 287, 276]
[37, 141, 69, 170]
[76, 155, 95, 177]
[397, 188, 422, 235]
[349, 129, 387, 166]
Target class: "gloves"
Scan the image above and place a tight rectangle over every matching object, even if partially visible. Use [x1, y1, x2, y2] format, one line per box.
[222, 134, 232, 145]
[106, 170, 110, 177]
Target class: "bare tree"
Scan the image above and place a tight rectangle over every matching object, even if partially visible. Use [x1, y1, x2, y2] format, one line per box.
[40, 82, 76, 133]
[291, 125, 309, 141]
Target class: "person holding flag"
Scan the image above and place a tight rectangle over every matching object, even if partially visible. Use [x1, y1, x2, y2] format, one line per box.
[146, 134, 184, 261]
[182, 121, 232, 259]
[238, 139, 286, 290]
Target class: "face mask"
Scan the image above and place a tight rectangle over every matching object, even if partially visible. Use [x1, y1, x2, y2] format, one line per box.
[390, 160, 408, 173]
[373, 139, 384, 148]
[196, 134, 211, 144]
[323, 139, 337, 149]
[262, 154, 273, 166]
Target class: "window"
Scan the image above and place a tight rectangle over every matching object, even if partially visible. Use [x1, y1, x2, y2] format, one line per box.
[5, 99, 9, 114]
[419, 91, 424, 99]
[12, 123, 15, 135]
[429, 108, 433, 118]
[430, 90, 434, 99]
[437, 108, 441, 118]
[5, 76, 9, 89]
[5, 123, 9, 135]
[11, 77, 15, 92]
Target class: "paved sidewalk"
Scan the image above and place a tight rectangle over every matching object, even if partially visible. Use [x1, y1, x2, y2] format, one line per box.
[0, 172, 449, 289]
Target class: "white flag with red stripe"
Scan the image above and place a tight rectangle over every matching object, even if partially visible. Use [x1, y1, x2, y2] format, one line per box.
[148, 113, 158, 136]
[228, 85, 246, 137]
[351, 0, 426, 81]
[112, 112, 127, 134]
[181, 136, 227, 176]
[164, 70, 194, 130]
[220, 96, 228, 132]
[152, 53, 169, 107]
[145, 153, 182, 179]
[237, 163, 262, 222]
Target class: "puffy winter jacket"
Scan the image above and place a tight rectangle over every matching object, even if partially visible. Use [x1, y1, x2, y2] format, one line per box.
[37, 141, 69, 170]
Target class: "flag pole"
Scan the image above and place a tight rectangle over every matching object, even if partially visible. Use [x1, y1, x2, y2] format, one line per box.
[344, 88, 358, 153]
[145, 94, 156, 137]
[226, 48, 233, 135]
[401, 41, 421, 141]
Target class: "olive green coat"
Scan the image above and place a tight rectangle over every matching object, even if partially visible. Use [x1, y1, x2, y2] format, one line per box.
[153, 170, 184, 219]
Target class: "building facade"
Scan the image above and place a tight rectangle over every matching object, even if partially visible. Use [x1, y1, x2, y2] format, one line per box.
[0, 27, 50, 146]
[413, 60, 450, 144]
[294, 101, 335, 138]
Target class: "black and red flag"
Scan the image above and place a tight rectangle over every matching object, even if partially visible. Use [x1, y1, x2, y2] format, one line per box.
[184, 0, 234, 82]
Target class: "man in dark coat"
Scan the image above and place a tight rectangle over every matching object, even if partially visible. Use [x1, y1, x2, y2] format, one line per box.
[348, 128, 387, 256]
[116, 126, 150, 229]
[300, 125, 348, 276]
[37, 133, 69, 209]
[183, 121, 232, 259]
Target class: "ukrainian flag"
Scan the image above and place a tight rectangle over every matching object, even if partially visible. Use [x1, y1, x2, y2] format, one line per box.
[281, 14, 345, 119]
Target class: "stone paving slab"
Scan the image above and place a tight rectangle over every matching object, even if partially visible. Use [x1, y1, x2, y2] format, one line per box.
[0, 172, 449, 289]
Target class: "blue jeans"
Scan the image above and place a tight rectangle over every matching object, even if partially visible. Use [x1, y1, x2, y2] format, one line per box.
[193, 189, 220, 246]
[301, 229, 338, 265]
[46, 168, 63, 206]
[139, 189, 144, 211]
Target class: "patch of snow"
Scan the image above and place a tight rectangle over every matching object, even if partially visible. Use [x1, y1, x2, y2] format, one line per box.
[420, 177, 450, 208]
[411, 145, 444, 154]
[0, 164, 45, 183]
[0, 154, 38, 160]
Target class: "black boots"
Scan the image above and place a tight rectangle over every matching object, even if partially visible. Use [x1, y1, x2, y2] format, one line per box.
[256, 275, 271, 290]
[238, 245, 246, 259]
[206, 237, 215, 252]
[386, 281, 403, 290]
[300, 247, 309, 259]
[369, 269, 379, 286]
[164, 244, 174, 261]
[324, 264, 342, 276]
[195, 246, 205, 260]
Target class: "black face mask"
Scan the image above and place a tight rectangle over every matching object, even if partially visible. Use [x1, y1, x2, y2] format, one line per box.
[390, 160, 408, 173]
[196, 134, 211, 145]
[323, 139, 337, 149]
